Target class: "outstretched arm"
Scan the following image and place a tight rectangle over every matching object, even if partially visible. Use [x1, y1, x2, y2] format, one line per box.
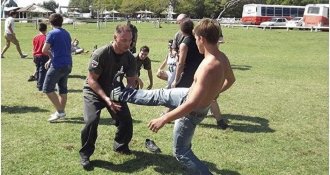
[147, 69, 153, 89]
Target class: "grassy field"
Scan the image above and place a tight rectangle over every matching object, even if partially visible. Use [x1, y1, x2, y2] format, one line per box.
[1, 21, 329, 175]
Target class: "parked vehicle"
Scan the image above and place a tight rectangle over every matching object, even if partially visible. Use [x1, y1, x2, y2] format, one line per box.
[241, 4, 305, 25]
[260, 17, 288, 27]
[286, 17, 304, 27]
[303, 4, 329, 27]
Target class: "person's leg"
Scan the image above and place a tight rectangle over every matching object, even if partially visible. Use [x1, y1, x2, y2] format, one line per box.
[210, 100, 228, 129]
[56, 65, 72, 112]
[1, 35, 11, 57]
[80, 94, 104, 169]
[43, 65, 71, 121]
[43, 66, 63, 112]
[10, 35, 25, 57]
[173, 110, 212, 175]
[107, 102, 133, 154]
[35, 57, 41, 89]
[210, 100, 222, 120]
[38, 56, 49, 91]
[115, 88, 189, 108]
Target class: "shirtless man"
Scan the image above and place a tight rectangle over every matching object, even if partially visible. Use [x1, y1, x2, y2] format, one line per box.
[110, 18, 235, 174]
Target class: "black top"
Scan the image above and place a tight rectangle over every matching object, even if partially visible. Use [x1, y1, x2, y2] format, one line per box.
[84, 44, 137, 96]
[176, 35, 203, 88]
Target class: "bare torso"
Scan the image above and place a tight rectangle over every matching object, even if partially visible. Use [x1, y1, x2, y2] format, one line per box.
[187, 51, 230, 108]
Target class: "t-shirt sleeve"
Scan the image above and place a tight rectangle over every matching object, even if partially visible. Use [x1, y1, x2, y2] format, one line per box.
[182, 36, 191, 45]
[143, 58, 152, 70]
[88, 52, 103, 75]
[45, 32, 54, 46]
[125, 54, 137, 77]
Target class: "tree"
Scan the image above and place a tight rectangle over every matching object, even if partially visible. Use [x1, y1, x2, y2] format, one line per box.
[41, 0, 59, 13]
[69, 0, 93, 12]
[217, 0, 243, 19]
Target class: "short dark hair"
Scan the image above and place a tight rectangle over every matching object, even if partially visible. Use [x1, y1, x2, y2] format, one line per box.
[9, 11, 16, 16]
[49, 13, 63, 27]
[140, 45, 149, 53]
[115, 24, 131, 34]
[180, 19, 194, 35]
[39, 23, 47, 32]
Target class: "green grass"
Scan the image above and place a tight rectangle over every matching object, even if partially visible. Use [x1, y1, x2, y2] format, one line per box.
[1, 21, 329, 175]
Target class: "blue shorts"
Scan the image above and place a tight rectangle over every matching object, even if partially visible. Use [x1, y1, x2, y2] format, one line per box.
[43, 65, 72, 94]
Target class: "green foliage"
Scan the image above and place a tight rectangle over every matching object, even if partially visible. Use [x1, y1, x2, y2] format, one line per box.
[69, 0, 93, 12]
[67, 0, 330, 18]
[40, 0, 59, 13]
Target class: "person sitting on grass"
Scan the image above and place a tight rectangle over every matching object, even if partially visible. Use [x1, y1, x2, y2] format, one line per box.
[71, 38, 85, 54]
[156, 39, 178, 89]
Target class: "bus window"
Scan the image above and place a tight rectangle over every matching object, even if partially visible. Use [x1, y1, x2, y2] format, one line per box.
[267, 7, 274, 16]
[261, 7, 266, 16]
[290, 8, 298, 17]
[298, 8, 304, 17]
[275, 7, 282, 16]
[283, 8, 290, 16]
[308, 7, 320, 14]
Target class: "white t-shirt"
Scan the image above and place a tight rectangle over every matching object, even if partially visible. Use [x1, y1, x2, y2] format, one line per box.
[4, 16, 15, 34]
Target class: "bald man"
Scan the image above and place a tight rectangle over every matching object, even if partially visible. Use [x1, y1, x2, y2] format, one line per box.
[171, 13, 189, 53]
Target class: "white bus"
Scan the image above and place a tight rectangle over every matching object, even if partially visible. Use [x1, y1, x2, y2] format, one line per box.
[241, 4, 305, 25]
[303, 4, 329, 27]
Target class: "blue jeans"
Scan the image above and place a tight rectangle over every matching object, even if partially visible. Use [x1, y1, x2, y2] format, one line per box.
[43, 64, 72, 94]
[119, 88, 212, 175]
[34, 55, 49, 91]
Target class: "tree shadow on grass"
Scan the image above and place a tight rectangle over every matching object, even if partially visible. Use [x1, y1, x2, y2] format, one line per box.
[231, 64, 252, 71]
[1, 105, 49, 114]
[91, 150, 230, 174]
[68, 74, 86, 79]
[200, 114, 275, 133]
[54, 117, 142, 125]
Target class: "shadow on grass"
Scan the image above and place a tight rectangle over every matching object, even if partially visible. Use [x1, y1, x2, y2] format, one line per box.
[1, 105, 49, 114]
[200, 114, 275, 133]
[231, 64, 252, 71]
[150, 59, 160, 63]
[91, 150, 229, 174]
[68, 74, 86, 79]
[55, 117, 142, 125]
[67, 89, 83, 93]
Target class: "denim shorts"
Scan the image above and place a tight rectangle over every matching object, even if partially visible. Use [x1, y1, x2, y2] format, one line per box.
[43, 64, 72, 94]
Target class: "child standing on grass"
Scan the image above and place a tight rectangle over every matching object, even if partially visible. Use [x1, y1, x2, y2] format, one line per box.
[31, 23, 49, 91]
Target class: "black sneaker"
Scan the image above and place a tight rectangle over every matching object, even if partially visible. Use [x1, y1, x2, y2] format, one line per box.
[217, 119, 229, 130]
[27, 75, 36, 82]
[81, 158, 93, 170]
[145, 139, 161, 153]
[114, 147, 132, 155]
[110, 66, 125, 102]
[21, 54, 28, 59]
